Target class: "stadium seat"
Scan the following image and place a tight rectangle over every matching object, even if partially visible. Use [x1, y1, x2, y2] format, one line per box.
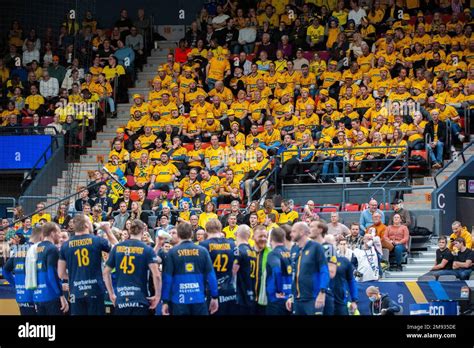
[40, 116, 54, 126]
[321, 206, 338, 212]
[437, 275, 457, 281]
[183, 143, 194, 151]
[257, 125, 264, 133]
[130, 190, 140, 201]
[126, 175, 135, 187]
[318, 50, 330, 62]
[147, 189, 162, 201]
[344, 203, 359, 211]
[201, 142, 211, 149]
[21, 117, 33, 126]
[360, 203, 369, 211]
[418, 275, 436, 281]
[379, 203, 390, 210]
[148, 215, 158, 229]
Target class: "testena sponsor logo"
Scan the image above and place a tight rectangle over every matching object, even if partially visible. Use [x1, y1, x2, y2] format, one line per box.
[18, 322, 56, 341]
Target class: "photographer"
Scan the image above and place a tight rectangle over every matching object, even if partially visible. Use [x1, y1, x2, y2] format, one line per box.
[352, 234, 381, 282]
[365, 286, 400, 316]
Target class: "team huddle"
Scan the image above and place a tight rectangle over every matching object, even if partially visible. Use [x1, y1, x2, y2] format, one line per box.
[4, 215, 360, 316]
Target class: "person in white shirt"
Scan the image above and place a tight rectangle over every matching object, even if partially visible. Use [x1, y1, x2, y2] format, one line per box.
[336, 237, 353, 260]
[293, 48, 309, 72]
[327, 212, 350, 237]
[212, 5, 230, 31]
[39, 71, 59, 100]
[348, 0, 367, 27]
[352, 234, 380, 282]
[61, 69, 82, 91]
[237, 18, 257, 54]
[22, 40, 40, 66]
[44, 114, 64, 135]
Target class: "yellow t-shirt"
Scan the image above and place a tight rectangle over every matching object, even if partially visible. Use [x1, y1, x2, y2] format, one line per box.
[208, 56, 231, 81]
[152, 162, 180, 182]
[279, 210, 299, 225]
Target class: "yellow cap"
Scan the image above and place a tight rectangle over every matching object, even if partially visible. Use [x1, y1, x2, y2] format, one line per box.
[152, 77, 162, 84]
[431, 108, 440, 114]
[189, 110, 198, 117]
[171, 106, 179, 111]
[231, 121, 240, 127]
[301, 87, 309, 93]
[184, 66, 192, 72]
[403, 13, 410, 20]
[397, 82, 406, 88]
[322, 136, 331, 143]
[227, 109, 235, 116]
[116, 127, 124, 133]
[206, 112, 214, 119]
[435, 98, 445, 105]
[298, 120, 306, 126]
[417, 11, 424, 17]
[319, 89, 329, 96]
[344, 73, 353, 79]
[451, 83, 460, 89]
[170, 83, 178, 90]
[277, 77, 286, 84]
[133, 94, 142, 100]
[221, 48, 229, 55]
[329, 60, 337, 65]
[157, 66, 165, 72]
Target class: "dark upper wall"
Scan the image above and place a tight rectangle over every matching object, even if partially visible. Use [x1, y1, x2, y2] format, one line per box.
[0, 0, 205, 41]
[95, 0, 206, 27]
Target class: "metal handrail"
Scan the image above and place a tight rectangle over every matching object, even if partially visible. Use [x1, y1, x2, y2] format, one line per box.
[387, 186, 434, 206]
[10, 182, 103, 227]
[434, 141, 474, 188]
[247, 156, 275, 204]
[0, 125, 60, 135]
[342, 187, 386, 208]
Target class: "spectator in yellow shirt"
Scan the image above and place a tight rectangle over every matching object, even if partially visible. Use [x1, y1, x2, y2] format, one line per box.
[31, 202, 52, 226]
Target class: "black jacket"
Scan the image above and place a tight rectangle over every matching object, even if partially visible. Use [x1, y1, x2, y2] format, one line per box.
[424, 120, 447, 144]
[368, 294, 401, 315]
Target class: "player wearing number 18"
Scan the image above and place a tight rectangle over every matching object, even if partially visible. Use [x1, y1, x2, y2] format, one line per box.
[58, 215, 118, 315]
[104, 220, 162, 315]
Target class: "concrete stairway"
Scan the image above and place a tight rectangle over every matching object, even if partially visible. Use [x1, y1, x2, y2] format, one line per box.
[401, 142, 474, 211]
[42, 42, 177, 214]
[382, 241, 437, 281]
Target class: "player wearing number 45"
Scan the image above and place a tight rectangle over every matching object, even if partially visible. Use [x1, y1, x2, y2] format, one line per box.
[58, 215, 119, 315]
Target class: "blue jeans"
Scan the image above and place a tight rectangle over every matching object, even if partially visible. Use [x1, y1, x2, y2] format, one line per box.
[322, 159, 331, 180]
[447, 120, 462, 137]
[426, 141, 444, 164]
[392, 244, 407, 265]
[332, 156, 344, 176]
[207, 78, 217, 91]
[438, 269, 472, 280]
[101, 97, 116, 113]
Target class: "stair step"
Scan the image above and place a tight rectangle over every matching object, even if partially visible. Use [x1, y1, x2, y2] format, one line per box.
[383, 271, 422, 279]
[401, 201, 432, 210]
[408, 258, 434, 265]
[135, 80, 151, 88]
[403, 192, 430, 203]
[403, 265, 433, 272]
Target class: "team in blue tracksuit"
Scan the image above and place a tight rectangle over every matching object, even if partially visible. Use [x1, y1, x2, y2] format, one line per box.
[161, 240, 218, 315]
[333, 256, 358, 315]
[34, 240, 64, 315]
[234, 242, 257, 315]
[291, 240, 330, 315]
[106, 238, 159, 315]
[59, 234, 111, 315]
[200, 237, 237, 315]
[3, 243, 36, 315]
[322, 242, 338, 315]
[266, 245, 292, 315]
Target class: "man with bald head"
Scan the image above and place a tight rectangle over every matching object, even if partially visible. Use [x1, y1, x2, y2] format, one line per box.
[359, 199, 385, 234]
[286, 222, 329, 315]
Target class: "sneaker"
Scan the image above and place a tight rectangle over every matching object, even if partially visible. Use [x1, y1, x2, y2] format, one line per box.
[432, 162, 441, 169]
[396, 265, 403, 272]
[308, 172, 316, 181]
[458, 134, 466, 142]
[111, 112, 117, 119]
[356, 177, 364, 182]
[317, 178, 324, 183]
[329, 178, 337, 183]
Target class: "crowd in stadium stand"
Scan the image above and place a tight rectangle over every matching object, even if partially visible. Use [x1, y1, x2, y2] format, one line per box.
[1, 0, 474, 310]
